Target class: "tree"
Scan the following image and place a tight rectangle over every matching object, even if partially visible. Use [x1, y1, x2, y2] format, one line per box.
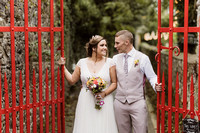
[65, 0, 163, 62]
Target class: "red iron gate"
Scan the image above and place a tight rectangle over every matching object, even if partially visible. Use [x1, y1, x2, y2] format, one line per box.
[157, 0, 199, 132]
[0, 0, 65, 132]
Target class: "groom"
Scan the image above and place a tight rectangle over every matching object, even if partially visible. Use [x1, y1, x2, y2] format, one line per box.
[113, 30, 161, 133]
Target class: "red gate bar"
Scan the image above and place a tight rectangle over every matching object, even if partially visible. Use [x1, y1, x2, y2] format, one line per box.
[4, 73, 9, 133]
[0, 26, 194, 33]
[0, 66, 1, 132]
[190, 75, 194, 119]
[156, 0, 161, 132]
[10, 0, 17, 132]
[50, 0, 56, 132]
[198, 16, 200, 120]
[19, 71, 23, 133]
[1, 25, 200, 33]
[0, 27, 62, 32]
[57, 68, 61, 133]
[157, 27, 200, 32]
[161, 73, 165, 133]
[167, 0, 174, 132]
[60, 0, 65, 131]
[3, 26, 200, 33]
[33, 87, 37, 133]
[45, 69, 50, 133]
[32, 69, 37, 133]
[183, 0, 189, 119]
[37, 0, 44, 132]
[24, 0, 31, 132]
[175, 73, 179, 133]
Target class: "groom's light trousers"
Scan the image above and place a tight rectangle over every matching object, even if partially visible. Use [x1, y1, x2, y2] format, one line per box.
[114, 99, 148, 133]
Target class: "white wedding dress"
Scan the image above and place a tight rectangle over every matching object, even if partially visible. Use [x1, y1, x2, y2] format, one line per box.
[72, 58, 118, 133]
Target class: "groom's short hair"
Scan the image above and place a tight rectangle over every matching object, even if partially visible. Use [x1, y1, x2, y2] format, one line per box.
[115, 30, 134, 44]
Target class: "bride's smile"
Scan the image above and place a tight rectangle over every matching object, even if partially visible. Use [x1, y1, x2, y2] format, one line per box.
[91, 39, 108, 59]
[96, 39, 107, 57]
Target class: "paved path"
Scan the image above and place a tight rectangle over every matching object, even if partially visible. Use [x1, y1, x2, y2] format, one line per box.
[146, 96, 157, 133]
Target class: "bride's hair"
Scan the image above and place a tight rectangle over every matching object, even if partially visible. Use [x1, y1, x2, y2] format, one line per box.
[85, 35, 106, 57]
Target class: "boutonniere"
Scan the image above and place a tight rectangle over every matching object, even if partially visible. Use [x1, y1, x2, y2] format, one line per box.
[134, 59, 139, 67]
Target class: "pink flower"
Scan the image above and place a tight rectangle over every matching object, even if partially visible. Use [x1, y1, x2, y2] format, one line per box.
[93, 80, 98, 85]
[100, 101, 105, 106]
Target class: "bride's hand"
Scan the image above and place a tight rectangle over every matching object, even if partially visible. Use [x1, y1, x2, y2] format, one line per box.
[95, 91, 106, 100]
[58, 57, 66, 65]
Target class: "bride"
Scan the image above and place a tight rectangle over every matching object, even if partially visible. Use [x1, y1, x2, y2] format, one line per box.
[58, 35, 118, 133]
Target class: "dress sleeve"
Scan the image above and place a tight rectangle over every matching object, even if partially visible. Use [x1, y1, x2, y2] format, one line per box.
[108, 58, 115, 68]
[76, 59, 82, 67]
[112, 55, 117, 66]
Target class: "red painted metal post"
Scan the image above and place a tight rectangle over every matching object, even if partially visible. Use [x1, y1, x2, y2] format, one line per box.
[32, 69, 37, 133]
[190, 75, 194, 119]
[19, 71, 24, 133]
[157, 0, 161, 132]
[37, 0, 43, 132]
[32, 88, 37, 133]
[60, 0, 65, 132]
[50, 0, 55, 132]
[45, 69, 50, 133]
[167, 0, 174, 132]
[10, 0, 17, 132]
[182, 0, 189, 119]
[24, 0, 31, 132]
[0, 65, 1, 132]
[57, 68, 61, 133]
[198, 17, 200, 120]
[175, 73, 179, 133]
[4, 73, 9, 133]
[161, 73, 165, 133]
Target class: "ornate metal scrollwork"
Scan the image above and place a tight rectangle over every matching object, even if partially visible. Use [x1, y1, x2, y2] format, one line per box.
[155, 45, 180, 62]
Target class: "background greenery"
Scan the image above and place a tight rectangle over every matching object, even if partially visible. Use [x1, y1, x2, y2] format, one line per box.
[63, 0, 161, 69]
[63, 0, 197, 66]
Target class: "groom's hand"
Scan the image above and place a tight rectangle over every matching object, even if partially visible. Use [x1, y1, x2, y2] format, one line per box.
[155, 83, 162, 92]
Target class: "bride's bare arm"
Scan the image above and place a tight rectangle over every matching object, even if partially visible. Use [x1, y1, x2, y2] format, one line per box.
[64, 65, 80, 85]
[58, 57, 80, 85]
[105, 66, 117, 95]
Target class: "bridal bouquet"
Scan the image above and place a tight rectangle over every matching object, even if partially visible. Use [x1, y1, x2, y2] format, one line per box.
[86, 77, 107, 110]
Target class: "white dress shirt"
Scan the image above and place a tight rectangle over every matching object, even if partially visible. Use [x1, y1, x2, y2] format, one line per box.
[113, 47, 157, 91]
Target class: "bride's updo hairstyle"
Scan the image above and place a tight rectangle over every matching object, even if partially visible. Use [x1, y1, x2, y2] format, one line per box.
[85, 35, 104, 57]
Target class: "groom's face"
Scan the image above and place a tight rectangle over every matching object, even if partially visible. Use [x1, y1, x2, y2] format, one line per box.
[114, 35, 127, 53]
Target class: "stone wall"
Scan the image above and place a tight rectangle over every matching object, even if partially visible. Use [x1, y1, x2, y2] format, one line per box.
[140, 42, 199, 111]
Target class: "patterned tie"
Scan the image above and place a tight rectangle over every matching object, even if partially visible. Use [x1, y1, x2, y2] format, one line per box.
[124, 54, 129, 74]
